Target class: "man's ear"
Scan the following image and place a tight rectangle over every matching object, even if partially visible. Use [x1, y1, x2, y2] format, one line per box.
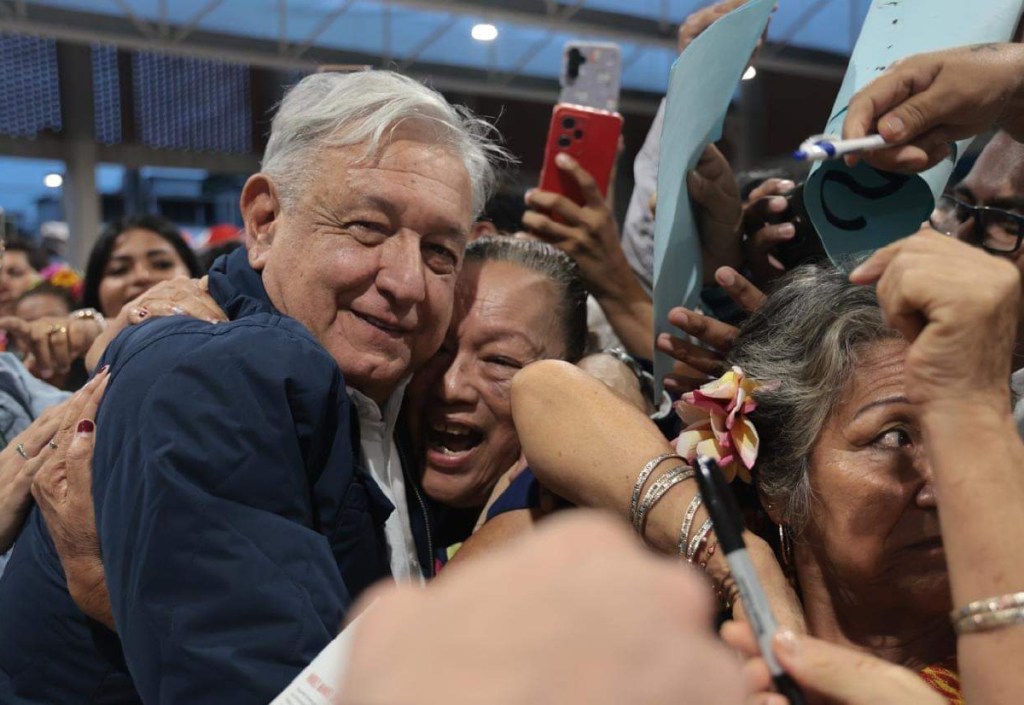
[240, 173, 282, 272]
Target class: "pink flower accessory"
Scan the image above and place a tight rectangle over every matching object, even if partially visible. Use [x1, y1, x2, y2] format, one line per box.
[673, 366, 776, 484]
[37, 263, 84, 303]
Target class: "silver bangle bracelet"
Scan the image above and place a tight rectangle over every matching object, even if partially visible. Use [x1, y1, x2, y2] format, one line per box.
[687, 518, 714, 563]
[630, 453, 683, 529]
[954, 605, 1024, 635]
[634, 466, 693, 536]
[951, 590, 1024, 623]
[678, 494, 703, 556]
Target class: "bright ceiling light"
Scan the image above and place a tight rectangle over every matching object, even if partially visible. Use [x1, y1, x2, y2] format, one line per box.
[742, 65, 757, 81]
[43, 173, 63, 188]
[471, 23, 498, 42]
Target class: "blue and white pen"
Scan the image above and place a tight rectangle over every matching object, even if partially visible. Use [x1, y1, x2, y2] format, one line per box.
[793, 133, 887, 161]
[694, 456, 806, 705]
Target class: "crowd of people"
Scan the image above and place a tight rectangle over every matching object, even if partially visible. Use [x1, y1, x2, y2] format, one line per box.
[0, 3, 1023, 704]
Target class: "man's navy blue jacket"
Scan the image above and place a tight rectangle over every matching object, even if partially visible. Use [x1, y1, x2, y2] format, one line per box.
[0, 248, 434, 703]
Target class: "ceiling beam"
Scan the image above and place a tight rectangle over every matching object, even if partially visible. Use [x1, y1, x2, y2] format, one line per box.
[171, 0, 227, 44]
[0, 4, 664, 114]
[380, 0, 846, 81]
[291, 0, 358, 60]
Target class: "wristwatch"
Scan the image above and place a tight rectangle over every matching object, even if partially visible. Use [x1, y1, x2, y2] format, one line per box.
[601, 346, 655, 403]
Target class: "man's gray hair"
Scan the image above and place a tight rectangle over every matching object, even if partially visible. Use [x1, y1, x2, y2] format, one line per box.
[727, 264, 899, 533]
[262, 70, 509, 215]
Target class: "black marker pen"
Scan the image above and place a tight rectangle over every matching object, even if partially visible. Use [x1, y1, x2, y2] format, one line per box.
[695, 455, 805, 705]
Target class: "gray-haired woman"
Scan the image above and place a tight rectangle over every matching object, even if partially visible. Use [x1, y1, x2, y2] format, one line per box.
[509, 232, 1024, 704]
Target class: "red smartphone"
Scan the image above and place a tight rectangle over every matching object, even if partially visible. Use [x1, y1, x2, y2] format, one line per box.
[538, 104, 623, 207]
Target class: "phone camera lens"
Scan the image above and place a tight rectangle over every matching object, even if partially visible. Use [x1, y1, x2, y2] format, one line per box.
[574, 129, 584, 139]
[561, 117, 576, 130]
[557, 135, 572, 148]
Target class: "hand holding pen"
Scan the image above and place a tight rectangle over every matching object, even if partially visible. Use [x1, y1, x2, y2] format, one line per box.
[793, 133, 888, 162]
[841, 44, 1024, 173]
[694, 456, 807, 705]
[721, 620, 946, 705]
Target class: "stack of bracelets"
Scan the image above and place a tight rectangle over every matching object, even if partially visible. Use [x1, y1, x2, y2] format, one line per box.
[951, 591, 1024, 635]
[629, 452, 737, 609]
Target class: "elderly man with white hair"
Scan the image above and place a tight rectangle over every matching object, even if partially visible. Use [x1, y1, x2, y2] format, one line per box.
[0, 70, 503, 704]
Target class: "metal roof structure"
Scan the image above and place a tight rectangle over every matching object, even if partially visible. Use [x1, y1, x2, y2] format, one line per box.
[1, 0, 869, 112]
[0, 0, 872, 265]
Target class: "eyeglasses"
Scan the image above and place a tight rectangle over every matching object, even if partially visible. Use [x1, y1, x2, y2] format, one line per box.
[929, 194, 1024, 255]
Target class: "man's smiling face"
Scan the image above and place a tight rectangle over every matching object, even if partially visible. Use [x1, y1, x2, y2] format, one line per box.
[244, 134, 475, 403]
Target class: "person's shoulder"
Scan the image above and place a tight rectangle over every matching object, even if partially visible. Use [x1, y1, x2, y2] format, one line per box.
[104, 313, 340, 386]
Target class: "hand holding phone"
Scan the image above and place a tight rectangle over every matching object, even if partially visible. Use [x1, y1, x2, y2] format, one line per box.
[538, 104, 623, 208]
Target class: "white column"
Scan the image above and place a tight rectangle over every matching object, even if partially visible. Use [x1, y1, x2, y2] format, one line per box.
[57, 42, 102, 269]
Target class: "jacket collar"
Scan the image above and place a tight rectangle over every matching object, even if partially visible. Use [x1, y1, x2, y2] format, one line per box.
[206, 246, 278, 321]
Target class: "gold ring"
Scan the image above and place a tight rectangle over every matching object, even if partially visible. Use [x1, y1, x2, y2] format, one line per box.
[47, 324, 68, 337]
[16, 442, 28, 459]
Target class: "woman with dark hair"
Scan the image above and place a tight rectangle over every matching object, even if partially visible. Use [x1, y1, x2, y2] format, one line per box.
[0, 214, 203, 384]
[82, 214, 201, 318]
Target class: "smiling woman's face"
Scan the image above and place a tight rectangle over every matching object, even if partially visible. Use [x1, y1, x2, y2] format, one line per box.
[98, 229, 192, 318]
[407, 259, 566, 509]
[797, 339, 950, 618]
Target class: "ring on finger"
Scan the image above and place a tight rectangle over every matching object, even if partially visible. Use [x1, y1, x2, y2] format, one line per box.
[47, 324, 68, 337]
[48, 439, 58, 450]
[16, 442, 28, 459]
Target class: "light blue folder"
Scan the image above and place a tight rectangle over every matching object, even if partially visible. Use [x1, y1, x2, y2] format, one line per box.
[652, 0, 1024, 398]
[651, 0, 774, 394]
[805, 0, 1024, 263]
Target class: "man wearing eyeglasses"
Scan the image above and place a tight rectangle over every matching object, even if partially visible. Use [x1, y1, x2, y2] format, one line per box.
[930, 132, 1024, 261]
[927, 131, 1024, 435]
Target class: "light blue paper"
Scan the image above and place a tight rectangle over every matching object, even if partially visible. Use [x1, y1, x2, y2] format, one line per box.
[651, 0, 775, 394]
[806, 0, 1024, 263]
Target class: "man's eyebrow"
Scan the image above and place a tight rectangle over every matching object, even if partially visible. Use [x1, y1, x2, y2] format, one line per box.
[954, 185, 1024, 211]
[952, 184, 976, 204]
[313, 194, 469, 241]
[435, 225, 469, 243]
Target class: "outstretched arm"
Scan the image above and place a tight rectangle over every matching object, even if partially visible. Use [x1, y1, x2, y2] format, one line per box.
[511, 359, 805, 631]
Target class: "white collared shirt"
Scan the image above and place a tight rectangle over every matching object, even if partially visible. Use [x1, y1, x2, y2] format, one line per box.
[347, 383, 424, 585]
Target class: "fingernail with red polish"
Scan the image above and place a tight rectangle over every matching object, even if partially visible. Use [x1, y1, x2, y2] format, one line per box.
[137, 308, 149, 319]
[76, 419, 95, 435]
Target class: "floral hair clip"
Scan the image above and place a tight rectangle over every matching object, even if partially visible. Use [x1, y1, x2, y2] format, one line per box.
[674, 366, 775, 484]
[37, 263, 84, 304]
